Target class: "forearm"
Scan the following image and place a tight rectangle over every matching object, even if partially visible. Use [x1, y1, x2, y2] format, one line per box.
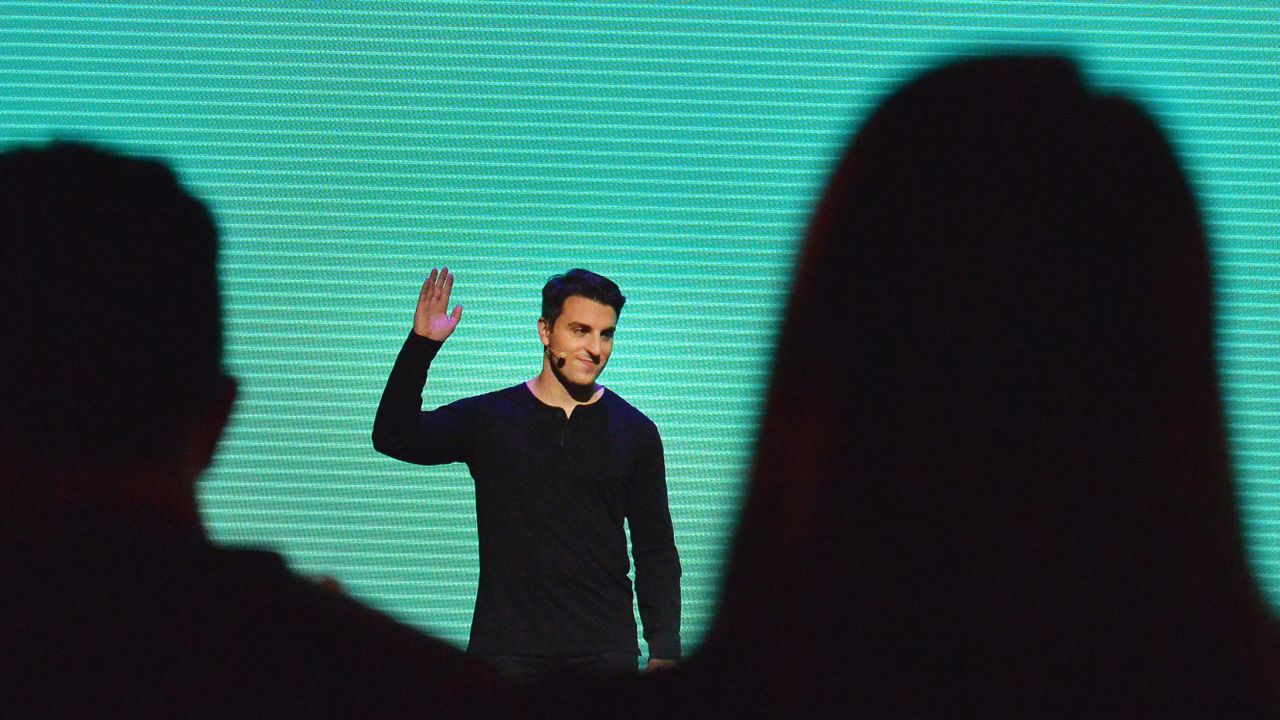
[630, 430, 682, 659]
[371, 332, 455, 464]
[634, 542, 682, 659]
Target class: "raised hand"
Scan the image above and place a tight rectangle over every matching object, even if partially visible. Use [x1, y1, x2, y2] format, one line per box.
[413, 266, 464, 341]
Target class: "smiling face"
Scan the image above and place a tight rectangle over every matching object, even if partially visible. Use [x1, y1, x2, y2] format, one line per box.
[538, 294, 617, 388]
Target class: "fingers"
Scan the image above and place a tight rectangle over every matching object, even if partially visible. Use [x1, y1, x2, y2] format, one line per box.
[419, 266, 454, 310]
[440, 267, 453, 306]
[419, 268, 438, 302]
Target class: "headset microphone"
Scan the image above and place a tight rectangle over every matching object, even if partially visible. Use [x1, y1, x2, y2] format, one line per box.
[546, 345, 568, 369]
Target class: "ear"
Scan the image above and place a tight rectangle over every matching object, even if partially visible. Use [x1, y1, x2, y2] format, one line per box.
[537, 317, 551, 347]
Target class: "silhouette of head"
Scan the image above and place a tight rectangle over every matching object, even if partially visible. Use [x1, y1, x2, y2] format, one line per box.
[0, 142, 225, 475]
[706, 55, 1277, 713]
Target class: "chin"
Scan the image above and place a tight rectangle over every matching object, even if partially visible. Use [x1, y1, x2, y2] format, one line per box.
[557, 370, 598, 388]
[551, 362, 602, 389]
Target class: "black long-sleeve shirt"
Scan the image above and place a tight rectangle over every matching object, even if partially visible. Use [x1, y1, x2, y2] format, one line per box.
[372, 333, 681, 659]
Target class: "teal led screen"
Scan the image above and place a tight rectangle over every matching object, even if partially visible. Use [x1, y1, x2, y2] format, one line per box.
[2, 2, 1276, 658]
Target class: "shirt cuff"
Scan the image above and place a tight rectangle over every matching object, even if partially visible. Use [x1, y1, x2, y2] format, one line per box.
[403, 331, 445, 362]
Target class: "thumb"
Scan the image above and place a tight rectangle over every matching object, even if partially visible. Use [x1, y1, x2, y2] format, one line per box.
[451, 305, 463, 322]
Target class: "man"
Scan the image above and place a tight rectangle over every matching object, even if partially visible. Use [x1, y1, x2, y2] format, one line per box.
[372, 267, 681, 682]
[0, 143, 508, 718]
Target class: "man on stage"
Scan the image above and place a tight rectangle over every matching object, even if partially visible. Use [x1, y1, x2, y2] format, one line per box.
[372, 266, 681, 682]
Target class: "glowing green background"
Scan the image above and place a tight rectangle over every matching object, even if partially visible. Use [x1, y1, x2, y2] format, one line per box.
[2, 2, 1276, 658]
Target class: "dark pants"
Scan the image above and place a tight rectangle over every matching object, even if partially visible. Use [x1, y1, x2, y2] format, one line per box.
[482, 651, 639, 686]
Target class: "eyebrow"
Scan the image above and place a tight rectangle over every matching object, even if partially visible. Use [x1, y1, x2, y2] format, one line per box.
[568, 321, 616, 334]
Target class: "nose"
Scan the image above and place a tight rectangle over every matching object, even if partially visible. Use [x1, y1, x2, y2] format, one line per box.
[586, 334, 602, 358]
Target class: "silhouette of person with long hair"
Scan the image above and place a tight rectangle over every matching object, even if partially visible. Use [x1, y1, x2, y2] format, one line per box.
[0, 142, 515, 718]
[544, 55, 1280, 718]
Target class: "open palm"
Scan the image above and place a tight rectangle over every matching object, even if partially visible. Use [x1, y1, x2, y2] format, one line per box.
[413, 266, 463, 341]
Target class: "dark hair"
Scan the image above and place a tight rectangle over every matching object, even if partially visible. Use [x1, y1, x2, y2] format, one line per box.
[540, 268, 625, 327]
[0, 141, 223, 468]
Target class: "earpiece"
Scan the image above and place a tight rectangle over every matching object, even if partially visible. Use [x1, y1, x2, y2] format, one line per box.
[546, 345, 568, 368]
